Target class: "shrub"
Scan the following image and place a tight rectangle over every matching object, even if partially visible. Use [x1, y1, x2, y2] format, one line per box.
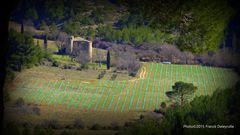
[15, 97, 25, 107]
[22, 121, 34, 128]
[65, 124, 74, 129]
[33, 127, 46, 135]
[115, 51, 141, 77]
[73, 118, 85, 129]
[17, 106, 29, 115]
[160, 102, 167, 109]
[153, 108, 160, 113]
[3, 122, 21, 135]
[42, 59, 53, 66]
[111, 74, 117, 80]
[4, 91, 10, 103]
[22, 127, 31, 135]
[52, 61, 59, 67]
[43, 51, 53, 62]
[42, 119, 61, 129]
[75, 50, 90, 69]
[91, 123, 102, 130]
[5, 68, 15, 81]
[63, 64, 71, 69]
[128, 59, 141, 77]
[140, 114, 145, 119]
[124, 122, 133, 127]
[32, 106, 41, 115]
[76, 67, 82, 71]
[45, 128, 54, 135]
[98, 71, 106, 79]
[60, 130, 71, 135]
[81, 63, 89, 70]
[111, 122, 120, 130]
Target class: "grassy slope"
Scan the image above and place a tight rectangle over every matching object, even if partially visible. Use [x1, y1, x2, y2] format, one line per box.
[9, 21, 45, 35]
[5, 63, 239, 134]
[5, 63, 238, 119]
[8, 63, 239, 110]
[34, 38, 58, 53]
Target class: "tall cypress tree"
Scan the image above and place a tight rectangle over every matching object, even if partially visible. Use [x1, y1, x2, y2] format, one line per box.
[44, 35, 48, 50]
[21, 21, 24, 34]
[106, 50, 110, 70]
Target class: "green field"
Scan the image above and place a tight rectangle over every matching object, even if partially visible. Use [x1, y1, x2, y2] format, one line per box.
[11, 63, 239, 112]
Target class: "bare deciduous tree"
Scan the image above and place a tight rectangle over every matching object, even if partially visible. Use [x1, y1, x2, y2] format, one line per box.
[76, 50, 90, 69]
[183, 51, 194, 64]
[115, 50, 141, 77]
[56, 32, 68, 53]
[159, 44, 183, 63]
[95, 49, 105, 68]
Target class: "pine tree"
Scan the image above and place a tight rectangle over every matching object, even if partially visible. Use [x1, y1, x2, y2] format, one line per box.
[166, 81, 197, 106]
[106, 50, 110, 70]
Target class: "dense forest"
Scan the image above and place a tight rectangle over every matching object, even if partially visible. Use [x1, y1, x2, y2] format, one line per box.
[10, 0, 240, 53]
[8, 0, 240, 74]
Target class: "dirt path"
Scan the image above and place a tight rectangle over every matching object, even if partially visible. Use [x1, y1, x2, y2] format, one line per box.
[140, 67, 146, 79]
[130, 66, 146, 82]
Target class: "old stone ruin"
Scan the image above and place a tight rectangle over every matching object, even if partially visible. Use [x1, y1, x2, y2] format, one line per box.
[65, 36, 93, 62]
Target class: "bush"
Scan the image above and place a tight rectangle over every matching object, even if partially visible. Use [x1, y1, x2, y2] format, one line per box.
[73, 118, 85, 129]
[43, 51, 53, 62]
[33, 127, 46, 135]
[22, 121, 34, 128]
[15, 97, 25, 107]
[76, 67, 82, 71]
[32, 106, 41, 115]
[60, 130, 71, 135]
[153, 108, 160, 113]
[22, 127, 31, 135]
[45, 128, 54, 135]
[63, 64, 71, 69]
[124, 122, 133, 127]
[98, 71, 106, 79]
[91, 123, 102, 130]
[128, 59, 141, 77]
[4, 91, 10, 103]
[115, 51, 141, 77]
[140, 114, 145, 119]
[80, 63, 89, 70]
[160, 102, 166, 109]
[5, 68, 15, 81]
[65, 124, 74, 129]
[42, 119, 61, 129]
[111, 74, 117, 80]
[52, 61, 59, 67]
[111, 122, 120, 130]
[3, 122, 21, 135]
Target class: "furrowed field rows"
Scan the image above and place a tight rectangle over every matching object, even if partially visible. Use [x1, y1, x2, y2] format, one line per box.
[13, 63, 239, 112]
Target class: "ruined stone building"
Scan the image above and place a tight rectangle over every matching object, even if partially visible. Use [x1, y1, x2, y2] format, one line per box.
[65, 36, 93, 62]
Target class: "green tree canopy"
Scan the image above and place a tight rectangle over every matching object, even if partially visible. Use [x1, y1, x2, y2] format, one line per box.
[49, 23, 59, 36]
[119, 81, 240, 135]
[117, 0, 235, 53]
[166, 81, 197, 106]
[45, 0, 64, 21]
[7, 29, 44, 71]
[25, 7, 38, 20]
